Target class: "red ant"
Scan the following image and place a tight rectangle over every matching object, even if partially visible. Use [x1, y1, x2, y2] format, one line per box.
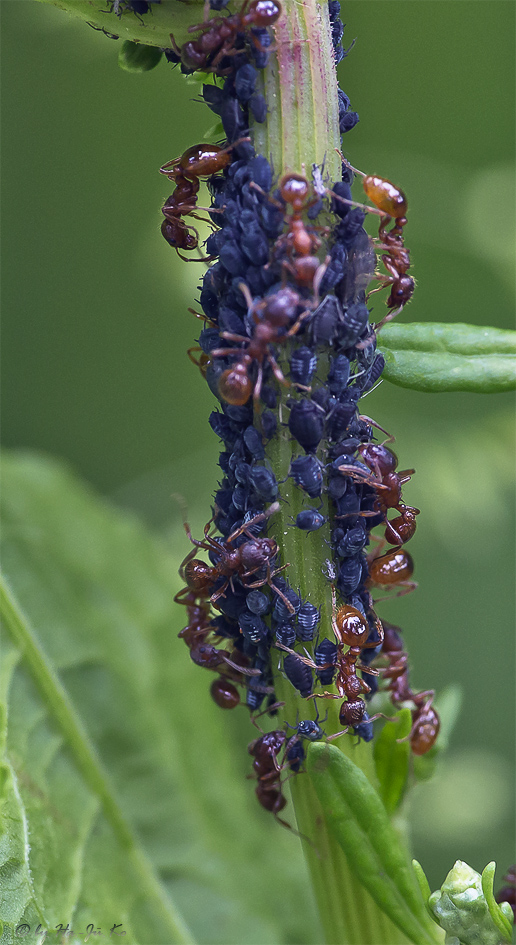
[177, 503, 296, 614]
[279, 589, 390, 739]
[174, 585, 264, 685]
[338, 441, 420, 547]
[379, 621, 440, 755]
[337, 158, 415, 329]
[169, 0, 282, 74]
[251, 172, 329, 290]
[367, 547, 417, 599]
[159, 140, 247, 260]
[308, 589, 392, 738]
[248, 729, 307, 832]
[213, 285, 311, 405]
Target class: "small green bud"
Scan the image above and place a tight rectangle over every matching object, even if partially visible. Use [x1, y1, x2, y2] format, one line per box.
[118, 40, 162, 73]
[429, 860, 512, 944]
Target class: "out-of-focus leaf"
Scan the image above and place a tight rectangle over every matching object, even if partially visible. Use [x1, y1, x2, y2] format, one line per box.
[373, 708, 412, 814]
[0, 451, 317, 945]
[379, 322, 516, 392]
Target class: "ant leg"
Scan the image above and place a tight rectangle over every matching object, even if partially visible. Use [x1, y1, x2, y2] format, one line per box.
[275, 642, 317, 667]
[312, 255, 331, 305]
[357, 416, 394, 442]
[372, 581, 418, 603]
[210, 577, 230, 603]
[373, 305, 404, 332]
[326, 726, 351, 741]
[267, 353, 290, 389]
[253, 362, 264, 404]
[222, 654, 263, 677]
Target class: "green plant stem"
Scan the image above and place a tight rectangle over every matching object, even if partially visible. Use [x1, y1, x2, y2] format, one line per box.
[261, 3, 416, 942]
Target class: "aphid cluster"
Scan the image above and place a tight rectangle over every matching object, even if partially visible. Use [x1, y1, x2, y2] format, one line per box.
[165, 0, 439, 830]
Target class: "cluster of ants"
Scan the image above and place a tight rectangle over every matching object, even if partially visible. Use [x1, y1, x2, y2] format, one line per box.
[160, 0, 435, 833]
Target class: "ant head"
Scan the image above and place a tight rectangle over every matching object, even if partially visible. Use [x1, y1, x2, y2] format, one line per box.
[279, 173, 310, 208]
[249, 0, 282, 27]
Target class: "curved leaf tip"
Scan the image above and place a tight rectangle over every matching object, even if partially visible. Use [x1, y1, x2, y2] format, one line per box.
[379, 322, 516, 393]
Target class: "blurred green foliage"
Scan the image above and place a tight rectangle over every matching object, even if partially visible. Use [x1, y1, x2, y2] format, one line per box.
[1, 0, 514, 898]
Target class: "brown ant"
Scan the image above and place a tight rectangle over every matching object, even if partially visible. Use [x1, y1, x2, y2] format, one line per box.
[248, 730, 306, 832]
[338, 441, 420, 547]
[213, 285, 311, 405]
[279, 589, 390, 739]
[366, 545, 417, 599]
[251, 172, 329, 290]
[178, 503, 296, 614]
[337, 158, 415, 328]
[169, 0, 282, 74]
[308, 589, 391, 739]
[159, 140, 248, 260]
[378, 621, 440, 755]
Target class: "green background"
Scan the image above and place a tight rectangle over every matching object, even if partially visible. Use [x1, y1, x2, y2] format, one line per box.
[2, 0, 515, 906]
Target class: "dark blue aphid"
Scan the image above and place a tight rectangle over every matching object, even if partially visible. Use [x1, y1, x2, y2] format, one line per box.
[290, 347, 317, 387]
[273, 587, 301, 622]
[297, 720, 324, 741]
[296, 602, 320, 642]
[249, 465, 279, 501]
[294, 509, 326, 532]
[283, 653, 313, 697]
[239, 612, 269, 644]
[354, 713, 374, 742]
[285, 738, 305, 773]
[314, 638, 338, 685]
[288, 399, 324, 453]
[336, 523, 367, 558]
[328, 354, 351, 396]
[337, 555, 365, 595]
[245, 589, 270, 615]
[275, 621, 296, 649]
[290, 455, 323, 498]
[234, 63, 258, 102]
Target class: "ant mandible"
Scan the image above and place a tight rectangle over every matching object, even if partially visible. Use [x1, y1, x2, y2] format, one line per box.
[338, 157, 415, 329]
[169, 0, 282, 74]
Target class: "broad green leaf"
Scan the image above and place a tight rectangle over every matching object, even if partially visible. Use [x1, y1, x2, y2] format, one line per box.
[0, 451, 318, 945]
[373, 708, 411, 814]
[379, 322, 516, 392]
[307, 742, 443, 945]
[34, 0, 204, 49]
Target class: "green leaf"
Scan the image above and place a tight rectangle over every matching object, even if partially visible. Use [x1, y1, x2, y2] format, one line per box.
[379, 322, 516, 392]
[307, 742, 443, 945]
[373, 708, 412, 814]
[481, 862, 514, 944]
[0, 451, 316, 945]
[118, 40, 163, 72]
[34, 0, 204, 49]
[429, 860, 512, 945]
